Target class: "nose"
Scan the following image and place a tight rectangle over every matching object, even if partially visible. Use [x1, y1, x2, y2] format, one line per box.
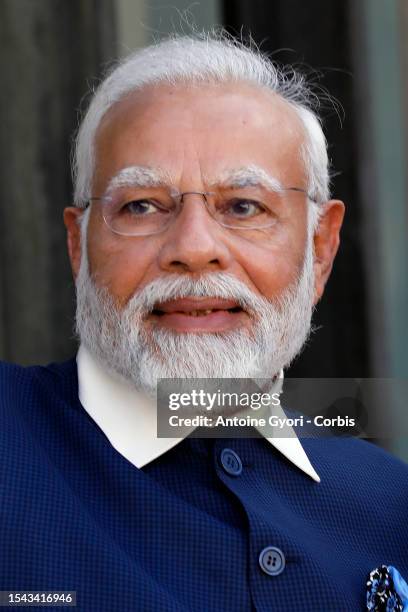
[156, 192, 232, 273]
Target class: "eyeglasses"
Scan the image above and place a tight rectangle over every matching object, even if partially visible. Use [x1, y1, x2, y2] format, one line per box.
[86, 186, 316, 237]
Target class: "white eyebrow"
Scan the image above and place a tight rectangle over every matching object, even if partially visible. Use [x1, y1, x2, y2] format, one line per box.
[208, 165, 284, 192]
[105, 165, 176, 195]
[104, 163, 285, 197]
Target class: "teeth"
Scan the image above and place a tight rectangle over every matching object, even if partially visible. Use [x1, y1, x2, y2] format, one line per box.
[188, 309, 213, 316]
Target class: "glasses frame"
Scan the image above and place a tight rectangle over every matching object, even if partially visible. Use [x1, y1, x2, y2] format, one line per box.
[85, 186, 317, 237]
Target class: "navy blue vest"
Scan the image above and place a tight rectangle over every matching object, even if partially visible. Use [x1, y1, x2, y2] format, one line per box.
[1, 358, 408, 611]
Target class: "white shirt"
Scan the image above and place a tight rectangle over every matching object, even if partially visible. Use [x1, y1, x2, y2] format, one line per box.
[77, 345, 320, 483]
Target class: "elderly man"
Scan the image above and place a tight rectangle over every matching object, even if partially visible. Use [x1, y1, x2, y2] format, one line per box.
[1, 32, 408, 612]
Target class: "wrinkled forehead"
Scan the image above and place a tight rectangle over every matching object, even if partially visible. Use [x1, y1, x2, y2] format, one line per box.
[93, 81, 308, 194]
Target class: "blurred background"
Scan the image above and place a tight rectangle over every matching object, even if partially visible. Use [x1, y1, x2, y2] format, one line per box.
[0, 0, 407, 458]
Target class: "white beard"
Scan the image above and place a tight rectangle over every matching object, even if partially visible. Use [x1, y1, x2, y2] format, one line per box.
[75, 236, 316, 396]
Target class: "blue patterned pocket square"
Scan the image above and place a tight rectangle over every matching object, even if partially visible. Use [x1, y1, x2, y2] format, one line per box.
[367, 565, 408, 611]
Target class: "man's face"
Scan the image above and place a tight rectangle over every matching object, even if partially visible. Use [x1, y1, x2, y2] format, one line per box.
[91, 81, 310, 309]
[64, 81, 344, 392]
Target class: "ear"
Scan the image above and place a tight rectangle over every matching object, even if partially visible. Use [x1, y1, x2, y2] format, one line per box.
[63, 206, 86, 280]
[313, 200, 345, 305]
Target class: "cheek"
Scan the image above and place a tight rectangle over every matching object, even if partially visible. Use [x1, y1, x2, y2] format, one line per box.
[87, 232, 159, 305]
[235, 229, 307, 299]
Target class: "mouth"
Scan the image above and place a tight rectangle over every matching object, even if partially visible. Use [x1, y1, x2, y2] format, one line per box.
[147, 297, 249, 332]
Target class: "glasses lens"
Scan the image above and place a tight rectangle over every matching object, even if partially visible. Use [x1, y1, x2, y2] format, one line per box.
[212, 190, 289, 230]
[102, 190, 175, 236]
[99, 187, 307, 236]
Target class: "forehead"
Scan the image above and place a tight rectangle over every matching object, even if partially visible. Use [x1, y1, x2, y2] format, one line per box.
[93, 81, 307, 192]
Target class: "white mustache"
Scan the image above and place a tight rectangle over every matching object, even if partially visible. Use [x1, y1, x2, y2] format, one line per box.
[123, 272, 284, 318]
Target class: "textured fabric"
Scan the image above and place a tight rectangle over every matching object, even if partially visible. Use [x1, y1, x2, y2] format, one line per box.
[1, 358, 408, 611]
[76, 344, 318, 481]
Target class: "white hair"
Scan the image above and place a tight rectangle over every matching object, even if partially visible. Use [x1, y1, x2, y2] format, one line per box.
[72, 29, 330, 230]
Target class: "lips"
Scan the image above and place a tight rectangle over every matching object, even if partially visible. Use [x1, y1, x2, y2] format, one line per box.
[149, 297, 247, 332]
[152, 297, 243, 315]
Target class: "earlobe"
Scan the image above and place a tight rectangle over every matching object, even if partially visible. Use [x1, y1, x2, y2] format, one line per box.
[312, 200, 345, 304]
[63, 206, 85, 279]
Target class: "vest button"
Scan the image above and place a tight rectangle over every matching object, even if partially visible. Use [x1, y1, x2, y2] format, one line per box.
[220, 448, 243, 476]
[259, 546, 286, 576]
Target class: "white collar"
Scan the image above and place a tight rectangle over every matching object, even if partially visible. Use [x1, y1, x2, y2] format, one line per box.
[76, 345, 320, 483]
